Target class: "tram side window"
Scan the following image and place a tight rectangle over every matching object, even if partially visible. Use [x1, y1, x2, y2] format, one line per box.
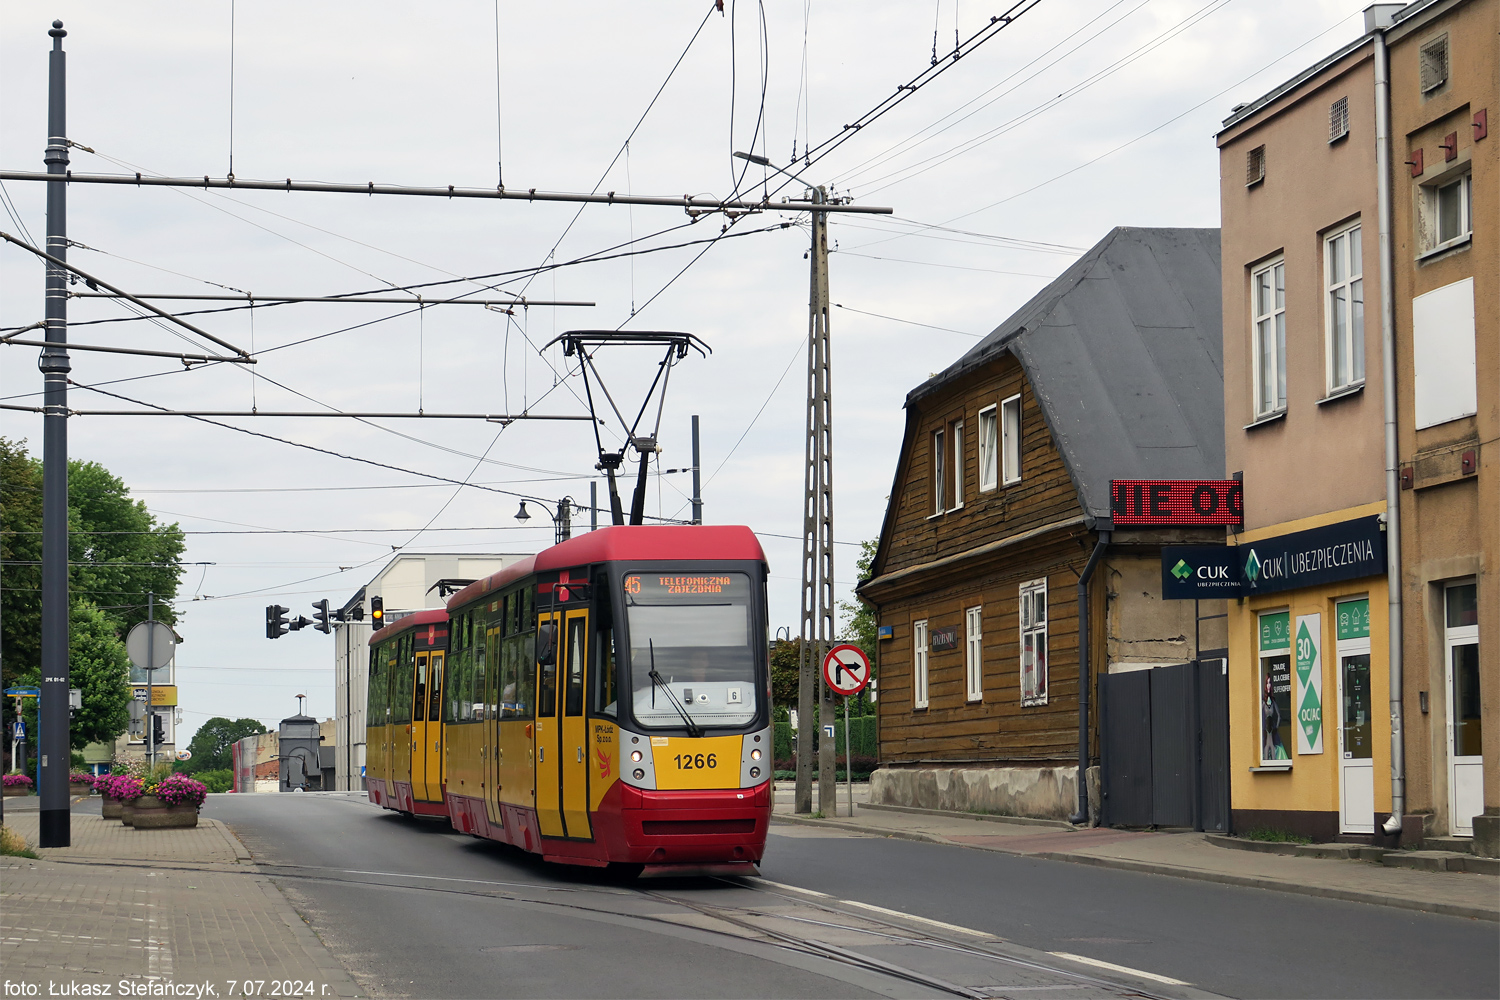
[486, 627, 502, 720]
[367, 647, 383, 721]
[413, 655, 427, 722]
[537, 617, 558, 717]
[565, 616, 586, 716]
[471, 626, 488, 721]
[428, 652, 444, 723]
[593, 585, 618, 717]
[445, 616, 463, 723]
[460, 629, 476, 722]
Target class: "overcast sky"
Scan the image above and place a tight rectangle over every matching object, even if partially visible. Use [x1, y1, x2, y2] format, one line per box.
[1, 0, 1367, 744]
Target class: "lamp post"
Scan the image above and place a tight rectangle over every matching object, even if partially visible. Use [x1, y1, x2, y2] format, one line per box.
[734, 152, 836, 818]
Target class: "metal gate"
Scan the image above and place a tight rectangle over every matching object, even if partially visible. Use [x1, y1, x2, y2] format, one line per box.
[1101, 658, 1229, 831]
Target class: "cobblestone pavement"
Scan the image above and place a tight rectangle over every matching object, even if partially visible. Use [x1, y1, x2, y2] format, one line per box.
[3, 806, 361, 997]
[772, 802, 1499, 922]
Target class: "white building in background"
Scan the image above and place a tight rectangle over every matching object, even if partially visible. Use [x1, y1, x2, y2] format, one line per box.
[332, 552, 525, 791]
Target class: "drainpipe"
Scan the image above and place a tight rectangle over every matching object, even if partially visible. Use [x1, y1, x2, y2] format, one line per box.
[1070, 530, 1111, 826]
[1374, 25, 1406, 837]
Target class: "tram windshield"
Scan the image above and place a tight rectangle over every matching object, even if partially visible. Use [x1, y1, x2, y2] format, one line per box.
[624, 572, 758, 728]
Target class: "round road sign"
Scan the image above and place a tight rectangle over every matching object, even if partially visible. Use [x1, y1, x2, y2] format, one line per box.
[126, 620, 176, 671]
[822, 644, 871, 697]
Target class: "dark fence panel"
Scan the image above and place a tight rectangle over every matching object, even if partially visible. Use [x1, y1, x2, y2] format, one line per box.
[1197, 657, 1231, 833]
[1101, 669, 1153, 827]
[1150, 662, 1195, 828]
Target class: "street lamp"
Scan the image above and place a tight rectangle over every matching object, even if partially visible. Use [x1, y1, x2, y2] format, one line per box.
[514, 501, 531, 524]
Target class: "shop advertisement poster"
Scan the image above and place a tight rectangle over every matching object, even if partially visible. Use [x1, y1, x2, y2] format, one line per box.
[1295, 613, 1324, 755]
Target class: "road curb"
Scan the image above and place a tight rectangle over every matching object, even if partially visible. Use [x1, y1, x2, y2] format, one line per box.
[772, 813, 1499, 922]
[858, 801, 1077, 830]
[204, 816, 254, 863]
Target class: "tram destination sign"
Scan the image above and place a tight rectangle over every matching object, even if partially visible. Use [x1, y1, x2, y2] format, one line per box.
[1111, 479, 1243, 527]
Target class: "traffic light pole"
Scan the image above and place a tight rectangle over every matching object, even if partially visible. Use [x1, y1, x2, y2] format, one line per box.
[38, 20, 71, 849]
[146, 591, 155, 765]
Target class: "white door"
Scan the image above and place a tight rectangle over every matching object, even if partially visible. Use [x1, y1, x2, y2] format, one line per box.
[1337, 642, 1374, 834]
[1445, 581, 1481, 838]
[1447, 637, 1482, 837]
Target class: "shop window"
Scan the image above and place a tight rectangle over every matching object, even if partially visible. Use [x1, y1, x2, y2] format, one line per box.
[1335, 598, 1373, 763]
[1324, 222, 1364, 392]
[1446, 582, 1481, 757]
[1001, 394, 1022, 484]
[1019, 579, 1048, 706]
[965, 606, 983, 703]
[1258, 610, 1293, 765]
[1251, 259, 1286, 418]
[913, 619, 929, 709]
[978, 405, 998, 492]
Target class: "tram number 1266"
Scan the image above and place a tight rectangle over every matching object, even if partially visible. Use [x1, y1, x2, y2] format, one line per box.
[674, 753, 718, 770]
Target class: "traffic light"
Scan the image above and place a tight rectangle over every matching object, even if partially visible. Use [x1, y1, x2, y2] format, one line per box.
[313, 598, 332, 634]
[288, 615, 312, 632]
[266, 605, 289, 639]
[370, 595, 383, 624]
[151, 712, 166, 746]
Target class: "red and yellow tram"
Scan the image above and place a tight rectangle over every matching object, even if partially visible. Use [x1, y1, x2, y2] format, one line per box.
[365, 525, 773, 872]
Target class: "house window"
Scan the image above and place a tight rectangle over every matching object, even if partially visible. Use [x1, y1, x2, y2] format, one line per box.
[1258, 610, 1293, 766]
[978, 405, 998, 492]
[1419, 35, 1448, 93]
[965, 606, 983, 702]
[1019, 578, 1047, 706]
[913, 619, 929, 709]
[1246, 145, 1266, 186]
[1329, 96, 1349, 143]
[931, 428, 946, 515]
[1251, 259, 1286, 417]
[1419, 172, 1473, 254]
[1325, 223, 1364, 391]
[1001, 394, 1022, 484]
[951, 419, 965, 510]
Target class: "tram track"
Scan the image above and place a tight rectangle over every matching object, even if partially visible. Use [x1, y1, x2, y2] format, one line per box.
[64, 850, 1199, 999]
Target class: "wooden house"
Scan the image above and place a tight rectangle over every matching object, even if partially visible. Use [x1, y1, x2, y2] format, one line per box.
[857, 227, 1229, 823]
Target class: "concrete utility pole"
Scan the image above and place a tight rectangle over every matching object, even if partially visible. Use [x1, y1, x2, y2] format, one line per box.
[690, 415, 703, 525]
[38, 20, 71, 849]
[797, 187, 837, 817]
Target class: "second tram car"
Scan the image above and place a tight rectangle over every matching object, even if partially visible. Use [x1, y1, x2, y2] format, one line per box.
[367, 525, 773, 872]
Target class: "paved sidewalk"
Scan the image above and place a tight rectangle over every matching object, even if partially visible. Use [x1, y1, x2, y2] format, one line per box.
[772, 801, 1500, 922]
[3, 802, 361, 997]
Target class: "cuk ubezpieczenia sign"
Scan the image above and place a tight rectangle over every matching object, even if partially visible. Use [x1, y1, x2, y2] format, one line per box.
[1294, 613, 1324, 755]
[1159, 516, 1387, 600]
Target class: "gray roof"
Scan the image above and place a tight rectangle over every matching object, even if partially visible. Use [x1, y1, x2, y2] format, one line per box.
[908, 226, 1224, 525]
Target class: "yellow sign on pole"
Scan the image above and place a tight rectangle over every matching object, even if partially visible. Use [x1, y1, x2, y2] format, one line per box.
[131, 685, 178, 707]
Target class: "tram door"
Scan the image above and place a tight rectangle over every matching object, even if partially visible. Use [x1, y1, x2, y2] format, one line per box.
[485, 623, 502, 827]
[560, 610, 593, 839]
[423, 652, 445, 800]
[412, 651, 430, 800]
[535, 611, 565, 837]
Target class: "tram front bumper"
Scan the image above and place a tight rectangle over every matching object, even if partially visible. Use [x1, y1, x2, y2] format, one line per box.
[614, 780, 772, 864]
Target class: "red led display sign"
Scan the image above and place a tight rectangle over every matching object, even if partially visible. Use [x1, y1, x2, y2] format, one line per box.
[1110, 479, 1243, 527]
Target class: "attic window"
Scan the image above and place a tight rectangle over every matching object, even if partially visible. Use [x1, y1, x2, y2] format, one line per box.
[1419, 35, 1448, 94]
[1329, 97, 1349, 143]
[1247, 145, 1266, 187]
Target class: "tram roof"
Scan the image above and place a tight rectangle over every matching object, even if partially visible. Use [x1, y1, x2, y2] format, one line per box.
[369, 606, 448, 645]
[446, 524, 767, 611]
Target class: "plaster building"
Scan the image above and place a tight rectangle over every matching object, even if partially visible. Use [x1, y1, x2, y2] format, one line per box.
[1385, 0, 1497, 853]
[331, 552, 525, 791]
[1215, 0, 1494, 850]
[857, 227, 1228, 824]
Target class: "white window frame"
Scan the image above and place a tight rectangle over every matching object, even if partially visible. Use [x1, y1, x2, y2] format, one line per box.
[965, 606, 983, 703]
[913, 619, 930, 710]
[977, 405, 998, 492]
[1001, 394, 1022, 485]
[1324, 222, 1364, 392]
[930, 428, 946, 516]
[950, 420, 965, 510]
[1251, 258, 1286, 418]
[1019, 578, 1048, 706]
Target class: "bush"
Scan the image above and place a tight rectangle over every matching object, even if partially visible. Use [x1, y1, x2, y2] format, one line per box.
[147, 773, 207, 809]
[195, 769, 233, 794]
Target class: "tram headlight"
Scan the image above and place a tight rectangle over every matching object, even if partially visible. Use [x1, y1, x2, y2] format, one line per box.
[631, 750, 643, 762]
[750, 748, 761, 761]
[633, 768, 645, 780]
[749, 767, 760, 778]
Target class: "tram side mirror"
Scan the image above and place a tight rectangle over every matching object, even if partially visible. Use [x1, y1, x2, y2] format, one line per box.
[537, 622, 557, 667]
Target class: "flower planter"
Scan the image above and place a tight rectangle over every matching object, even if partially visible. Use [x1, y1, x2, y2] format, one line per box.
[128, 794, 199, 829]
[101, 797, 124, 819]
[2, 785, 31, 798]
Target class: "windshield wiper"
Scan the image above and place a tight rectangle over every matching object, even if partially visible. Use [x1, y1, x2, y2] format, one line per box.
[647, 639, 703, 738]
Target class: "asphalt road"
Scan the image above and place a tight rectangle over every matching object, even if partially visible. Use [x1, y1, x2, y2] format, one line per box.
[207, 792, 1498, 999]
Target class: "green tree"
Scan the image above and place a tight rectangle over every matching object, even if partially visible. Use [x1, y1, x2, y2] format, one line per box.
[837, 539, 879, 666]
[180, 717, 267, 774]
[1, 437, 185, 740]
[15, 601, 132, 750]
[770, 637, 802, 708]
